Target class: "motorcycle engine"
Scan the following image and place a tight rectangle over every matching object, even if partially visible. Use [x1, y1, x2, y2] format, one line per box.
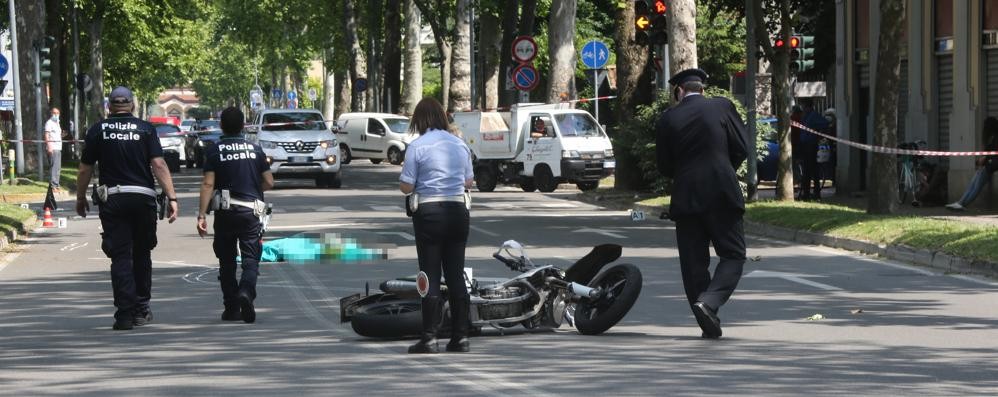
[477, 287, 525, 320]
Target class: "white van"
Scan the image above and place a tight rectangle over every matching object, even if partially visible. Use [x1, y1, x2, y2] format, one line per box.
[336, 113, 413, 165]
[246, 109, 342, 188]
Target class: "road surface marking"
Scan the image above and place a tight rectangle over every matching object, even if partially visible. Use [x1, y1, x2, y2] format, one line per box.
[572, 228, 626, 239]
[266, 223, 359, 230]
[470, 225, 499, 237]
[950, 274, 998, 287]
[375, 231, 415, 241]
[60, 242, 89, 251]
[317, 206, 346, 212]
[370, 205, 404, 212]
[745, 270, 843, 291]
[539, 203, 578, 208]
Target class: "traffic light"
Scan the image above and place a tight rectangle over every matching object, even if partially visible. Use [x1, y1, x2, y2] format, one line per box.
[634, 1, 651, 45]
[790, 35, 815, 72]
[37, 36, 54, 80]
[648, 0, 668, 45]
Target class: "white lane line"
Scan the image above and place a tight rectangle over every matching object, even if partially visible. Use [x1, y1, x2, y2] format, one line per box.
[60, 242, 89, 251]
[152, 260, 213, 269]
[266, 223, 359, 230]
[745, 270, 842, 291]
[805, 245, 938, 276]
[370, 205, 403, 212]
[317, 206, 346, 212]
[376, 231, 415, 241]
[470, 225, 499, 237]
[572, 228, 626, 239]
[278, 263, 555, 397]
[539, 203, 579, 208]
[950, 274, 998, 287]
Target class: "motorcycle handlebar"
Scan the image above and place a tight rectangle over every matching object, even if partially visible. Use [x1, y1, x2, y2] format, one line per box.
[493, 252, 522, 271]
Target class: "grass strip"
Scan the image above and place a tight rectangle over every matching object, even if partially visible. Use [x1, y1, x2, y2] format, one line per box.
[0, 203, 37, 238]
[745, 200, 998, 263]
[0, 162, 80, 195]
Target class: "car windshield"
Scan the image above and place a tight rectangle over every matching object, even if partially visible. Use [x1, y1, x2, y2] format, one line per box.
[181, 120, 195, 127]
[384, 118, 410, 134]
[156, 125, 182, 137]
[262, 112, 327, 131]
[553, 114, 602, 137]
[198, 120, 220, 132]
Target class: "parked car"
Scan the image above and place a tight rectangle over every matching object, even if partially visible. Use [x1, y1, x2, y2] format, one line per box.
[336, 113, 412, 165]
[246, 109, 342, 188]
[758, 117, 779, 182]
[179, 119, 196, 133]
[154, 123, 186, 173]
[184, 119, 222, 168]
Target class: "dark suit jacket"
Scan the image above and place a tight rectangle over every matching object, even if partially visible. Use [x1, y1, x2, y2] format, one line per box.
[655, 94, 748, 218]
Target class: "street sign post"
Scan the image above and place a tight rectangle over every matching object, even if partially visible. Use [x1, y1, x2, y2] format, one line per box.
[511, 36, 538, 64]
[512, 64, 539, 91]
[579, 40, 611, 124]
[355, 78, 368, 93]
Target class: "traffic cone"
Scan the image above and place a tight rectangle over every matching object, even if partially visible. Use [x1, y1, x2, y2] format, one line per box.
[42, 207, 55, 228]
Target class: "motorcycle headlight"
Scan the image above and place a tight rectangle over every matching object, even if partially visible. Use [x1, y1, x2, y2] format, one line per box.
[562, 150, 580, 159]
[259, 140, 278, 149]
[604, 148, 614, 158]
[319, 139, 336, 149]
[197, 140, 205, 147]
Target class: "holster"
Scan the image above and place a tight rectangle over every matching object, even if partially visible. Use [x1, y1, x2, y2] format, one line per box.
[156, 193, 167, 220]
[405, 193, 418, 217]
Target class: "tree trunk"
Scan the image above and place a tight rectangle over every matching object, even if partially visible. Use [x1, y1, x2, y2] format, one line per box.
[400, 0, 423, 115]
[519, 0, 538, 35]
[480, 12, 500, 110]
[335, 71, 352, 117]
[546, 0, 576, 103]
[497, 0, 519, 108]
[449, 0, 471, 112]
[16, 0, 45, 174]
[868, 0, 904, 214]
[666, 0, 698, 76]
[753, 0, 794, 201]
[323, 51, 337, 120]
[612, 0, 654, 190]
[383, 0, 402, 114]
[345, 0, 367, 111]
[366, 0, 383, 112]
[46, 0, 66, 125]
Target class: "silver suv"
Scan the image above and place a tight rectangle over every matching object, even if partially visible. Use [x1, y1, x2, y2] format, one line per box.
[247, 109, 342, 188]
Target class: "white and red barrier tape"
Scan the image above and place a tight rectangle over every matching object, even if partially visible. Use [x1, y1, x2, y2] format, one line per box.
[791, 120, 998, 157]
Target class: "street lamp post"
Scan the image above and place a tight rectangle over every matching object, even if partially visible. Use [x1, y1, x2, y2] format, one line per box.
[9, 0, 25, 175]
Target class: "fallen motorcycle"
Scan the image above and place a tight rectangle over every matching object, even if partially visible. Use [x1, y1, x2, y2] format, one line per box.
[340, 240, 642, 337]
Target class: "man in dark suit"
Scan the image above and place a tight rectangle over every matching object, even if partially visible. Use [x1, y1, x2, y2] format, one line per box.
[655, 68, 749, 339]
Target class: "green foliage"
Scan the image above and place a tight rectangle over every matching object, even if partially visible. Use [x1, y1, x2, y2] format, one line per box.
[613, 87, 769, 193]
[697, 4, 746, 90]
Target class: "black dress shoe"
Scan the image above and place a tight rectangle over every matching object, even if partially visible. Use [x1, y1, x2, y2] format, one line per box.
[133, 309, 153, 326]
[221, 307, 241, 321]
[239, 292, 256, 323]
[408, 337, 438, 354]
[693, 302, 722, 338]
[701, 332, 720, 340]
[445, 337, 470, 352]
[112, 317, 134, 331]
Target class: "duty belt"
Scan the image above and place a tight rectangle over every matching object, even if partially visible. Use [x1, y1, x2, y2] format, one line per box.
[417, 195, 466, 204]
[106, 185, 157, 198]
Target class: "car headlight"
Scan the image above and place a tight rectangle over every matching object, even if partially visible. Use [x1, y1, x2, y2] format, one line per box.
[604, 148, 614, 158]
[319, 140, 336, 149]
[260, 140, 278, 149]
[562, 150, 580, 159]
[197, 140, 205, 147]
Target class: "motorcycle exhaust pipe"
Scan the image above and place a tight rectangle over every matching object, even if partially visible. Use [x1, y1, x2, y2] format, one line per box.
[569, 282, 601, 299]
[379, 280, 419, 294]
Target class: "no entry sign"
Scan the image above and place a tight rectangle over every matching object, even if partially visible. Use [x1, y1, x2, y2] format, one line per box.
[512, 64, 539, 91]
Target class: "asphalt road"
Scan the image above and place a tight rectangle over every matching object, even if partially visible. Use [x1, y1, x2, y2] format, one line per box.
[2, 162, 997, 396]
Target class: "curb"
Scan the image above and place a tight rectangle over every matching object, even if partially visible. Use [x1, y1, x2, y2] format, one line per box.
[0, 191, 72, 204]
[621, 201, 998, 280]
[0, 215, 38, 251]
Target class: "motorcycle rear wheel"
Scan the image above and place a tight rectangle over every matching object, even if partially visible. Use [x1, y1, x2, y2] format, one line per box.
[574, 263, 643, 335]
[351, 299, 423, 337]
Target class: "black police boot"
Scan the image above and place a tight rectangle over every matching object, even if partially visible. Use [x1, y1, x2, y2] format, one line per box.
[221, 306, 241, 321]
[446, 295, 471, 353]
[238, 291, 256, 324]
[112, 316, 134, 331]
[133, 308, 153, 327]
[408, 297, 441, 354]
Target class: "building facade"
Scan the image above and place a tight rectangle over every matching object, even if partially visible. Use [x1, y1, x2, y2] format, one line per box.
[835, 0, 998, 206]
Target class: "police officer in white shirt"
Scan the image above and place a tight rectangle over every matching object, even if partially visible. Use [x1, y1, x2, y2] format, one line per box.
[400, 97, 474, 354]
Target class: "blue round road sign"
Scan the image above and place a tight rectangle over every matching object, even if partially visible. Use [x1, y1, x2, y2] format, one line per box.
[0, 54, 8, 77]
[512, 64, 539, 91]
[355, 78, 368, 93]
[287, 90, 297, 101]
[580, 40, 610, 69]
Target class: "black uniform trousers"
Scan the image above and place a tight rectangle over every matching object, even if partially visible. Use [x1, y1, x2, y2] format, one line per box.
[673, 209, 746, 311]
[799, 142, 821, 199]
[98, 193, 158, 320]
[213, 207, 263, 308]
[412, 202, 470, 302]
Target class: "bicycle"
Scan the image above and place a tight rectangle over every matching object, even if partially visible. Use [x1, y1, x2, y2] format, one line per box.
[896, 141, 926, 205]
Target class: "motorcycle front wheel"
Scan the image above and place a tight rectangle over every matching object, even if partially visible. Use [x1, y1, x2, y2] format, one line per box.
[350, 299, 423, 337]
[574, 263, 643, 335]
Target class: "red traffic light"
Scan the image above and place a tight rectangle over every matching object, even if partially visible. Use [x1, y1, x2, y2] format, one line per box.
[652, 0, 667, 14]
[775, 39, 785, 48]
